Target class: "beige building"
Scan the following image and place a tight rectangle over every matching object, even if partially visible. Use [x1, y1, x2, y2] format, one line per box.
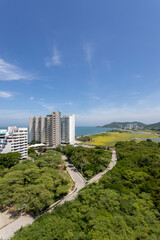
[29, 111, 61, 147]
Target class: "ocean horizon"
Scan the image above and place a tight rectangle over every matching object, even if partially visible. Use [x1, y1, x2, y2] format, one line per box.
[0, 126, 113, 138]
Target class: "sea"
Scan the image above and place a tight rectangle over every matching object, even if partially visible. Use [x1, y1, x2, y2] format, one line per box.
[1, 126, 160, 142]
[75, 126, 113, 137]
[0, 126, 113, 141]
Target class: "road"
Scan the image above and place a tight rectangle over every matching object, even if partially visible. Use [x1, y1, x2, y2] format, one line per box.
[0, 151, 117, 240]
[87, 150, 117, 184]
[59, 155, 86, 203]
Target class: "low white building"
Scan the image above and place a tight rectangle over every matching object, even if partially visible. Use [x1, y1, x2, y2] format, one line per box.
[61, 114, 75, 145]
[0, 126, 28, 159]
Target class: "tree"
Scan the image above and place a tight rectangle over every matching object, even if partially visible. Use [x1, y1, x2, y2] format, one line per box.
[0, 152, 20, 168]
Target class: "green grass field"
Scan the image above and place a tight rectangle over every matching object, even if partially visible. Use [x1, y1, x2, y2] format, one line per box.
[84, 131, 160, 146]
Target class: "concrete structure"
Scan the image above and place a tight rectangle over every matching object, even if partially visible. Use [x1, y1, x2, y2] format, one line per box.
[29, 116, 45, 143]
[133, 123, 138, 130]
[0, 126, 28, 158]
[29, 111, 61, 148]
[61, 114, 75, 145]
[124, 123, 139, 130]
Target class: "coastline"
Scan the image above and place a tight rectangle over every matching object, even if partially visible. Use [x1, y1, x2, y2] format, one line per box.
[76, 131, 109, 138]
[75, 127, 115, 137]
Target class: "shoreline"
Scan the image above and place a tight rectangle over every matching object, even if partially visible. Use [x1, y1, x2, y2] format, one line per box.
[76, 131, 109, 138]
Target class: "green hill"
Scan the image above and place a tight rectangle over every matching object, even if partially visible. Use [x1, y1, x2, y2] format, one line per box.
[146, 122, 160, 130]
[98, 121, 146, 128]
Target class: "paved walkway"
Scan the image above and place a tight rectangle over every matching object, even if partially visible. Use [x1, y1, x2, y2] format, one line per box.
[0, 150, 117, 240]
[59, 156, 86, 204]
[88, 150, 117, 184]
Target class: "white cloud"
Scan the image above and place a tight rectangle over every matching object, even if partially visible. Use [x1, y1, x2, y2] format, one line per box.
[0, 58, 35, 81]
[88, 93, 101, 101]
[45, 47, 61, 67]
[33, 99, 55, 111]
[63, 101, 73, 106]
[83, 42, 93, 67]
[0, 91, 12, 98]
[76, 105, 160, 126]
[91, 96, 101, 100]
[29, 97, 34, 100]
[30, 98, 74, 112]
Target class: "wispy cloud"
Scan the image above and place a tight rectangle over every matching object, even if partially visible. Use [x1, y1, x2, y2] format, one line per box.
[131, 91, 141, 96]
[135, 74, 142, 79]
[0, 109, 30, 126]
[0, 58, 36, 81]
[88, 93, 101, 101]
[76, 104, 160, 126]
[63, 101, 73, 106]
[44, 84, 54, 89]
[30, 98, 55, 111]
[29, 97, 73, 112]
[83, 42, 93, 67]
[91, 96, 101, 100]
[0, 91, 13, 98]
[45, 47, 61, 67]
[29, 97, 34, 100]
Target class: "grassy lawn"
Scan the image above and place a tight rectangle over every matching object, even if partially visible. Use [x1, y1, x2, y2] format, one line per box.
[84, 131, 160, 146]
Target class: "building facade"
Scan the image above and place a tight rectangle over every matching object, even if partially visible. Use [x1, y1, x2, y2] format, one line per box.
[0, 126, 28, 158]
[29, 111, 61, 147]
[61, 114, 75, 145]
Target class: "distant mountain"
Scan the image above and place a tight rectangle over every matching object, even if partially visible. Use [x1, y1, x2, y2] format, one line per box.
[145, 122, 160, 130]
[97, 121, 160, 130]
[97, 121, 146, 128]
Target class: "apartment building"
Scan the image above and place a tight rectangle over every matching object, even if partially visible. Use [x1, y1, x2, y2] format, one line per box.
[0, 126, 28, 158]
[29, 111, 61, 147]
[61, 114, 75, 145]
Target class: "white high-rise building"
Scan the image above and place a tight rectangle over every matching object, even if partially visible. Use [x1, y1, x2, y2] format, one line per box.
[29, 111, 61, 147]
[0, 126, 28, 158]
[61, 114, 75, 145]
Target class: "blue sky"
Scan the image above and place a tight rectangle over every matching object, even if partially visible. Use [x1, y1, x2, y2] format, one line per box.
[0, 0, 160, 126]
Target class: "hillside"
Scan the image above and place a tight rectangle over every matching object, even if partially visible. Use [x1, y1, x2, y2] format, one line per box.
[98, 121, 146, 128]
[145, 122, 160, 130]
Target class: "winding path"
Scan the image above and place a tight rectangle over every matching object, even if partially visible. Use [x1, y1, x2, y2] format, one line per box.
[0, 150, 117, 240]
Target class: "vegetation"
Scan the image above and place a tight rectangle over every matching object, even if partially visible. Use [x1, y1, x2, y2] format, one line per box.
[28, 147, 36, 155]
[12, 140, 160, 240]
[29, 141, 40, 145]
[0, 152, 21, 169]
[0, 150, 71, 214]
[99, 121, 146, 128]
[86, 131, 160, 146]
[78, 136, 92, 142]
[98, 121, 160, 130]
[146, 122, 160, 130]
[57, 145, 111, 179]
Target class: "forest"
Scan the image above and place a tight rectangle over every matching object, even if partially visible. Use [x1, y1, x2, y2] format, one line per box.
[12, 140, 160, 239]
[57, 145, 111, 179]
[0, 152, 21, 169]
[0, 150, 71, 214]
[78, 136, 92, 142]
